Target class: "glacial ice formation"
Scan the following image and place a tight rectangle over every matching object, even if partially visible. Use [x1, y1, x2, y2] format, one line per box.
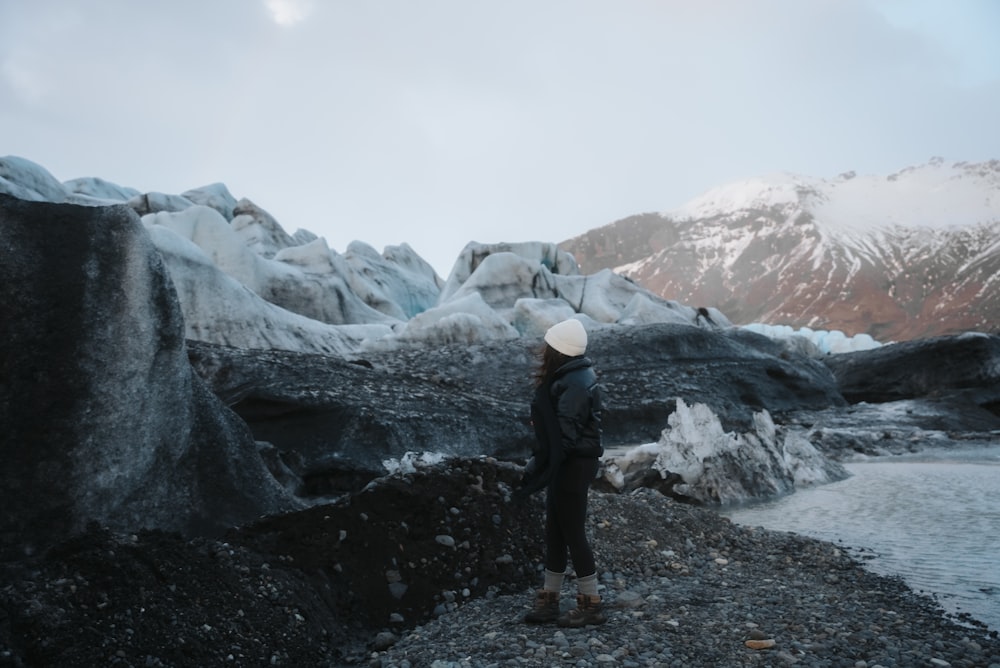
[604, 398, 848, 505]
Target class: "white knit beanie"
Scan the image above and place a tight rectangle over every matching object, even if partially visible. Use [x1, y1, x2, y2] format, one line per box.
[544, 318, 588, 357]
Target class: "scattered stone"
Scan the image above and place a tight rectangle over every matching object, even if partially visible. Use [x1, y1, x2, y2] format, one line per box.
[616, 590, 643, 608]
[372, 631, 398, 651]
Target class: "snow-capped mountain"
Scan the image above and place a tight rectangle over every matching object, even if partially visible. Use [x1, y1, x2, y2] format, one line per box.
[562, 158, 1000, 341]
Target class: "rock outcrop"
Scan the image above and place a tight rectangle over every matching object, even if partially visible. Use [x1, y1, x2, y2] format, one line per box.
[188, 323, 847, 499]
[823, 332, 1000, 411]
[0, 195, 299, 560]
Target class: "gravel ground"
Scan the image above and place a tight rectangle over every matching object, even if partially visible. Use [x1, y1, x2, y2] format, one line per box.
[2, 458, 998, 668]
[368, 485, 1000, 668]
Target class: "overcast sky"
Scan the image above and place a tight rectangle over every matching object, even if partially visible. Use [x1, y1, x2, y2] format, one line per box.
[3, 0, 999, 276]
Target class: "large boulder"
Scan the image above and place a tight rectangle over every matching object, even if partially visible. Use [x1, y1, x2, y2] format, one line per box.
[0, 194, 300, 560]
[823, 332, 1000, 412]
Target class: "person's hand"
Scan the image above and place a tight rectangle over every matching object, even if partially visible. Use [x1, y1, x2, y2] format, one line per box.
[523, 456, 538, 477]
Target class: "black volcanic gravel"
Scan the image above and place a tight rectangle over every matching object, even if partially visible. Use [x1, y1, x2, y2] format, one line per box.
[1, 458, 997, 667]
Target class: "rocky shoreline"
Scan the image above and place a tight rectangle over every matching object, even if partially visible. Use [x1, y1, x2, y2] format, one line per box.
[2, 458, 997, 668]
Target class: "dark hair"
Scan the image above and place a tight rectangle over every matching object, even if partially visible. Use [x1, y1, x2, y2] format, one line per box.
[535, 343, 570, 388]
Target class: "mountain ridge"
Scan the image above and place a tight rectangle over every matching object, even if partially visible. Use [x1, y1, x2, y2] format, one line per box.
[562, 158, 1000, 341]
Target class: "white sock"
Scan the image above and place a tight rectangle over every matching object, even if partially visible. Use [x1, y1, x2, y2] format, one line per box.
[577, 572, 599, 597]
[543, 569, 565, 592]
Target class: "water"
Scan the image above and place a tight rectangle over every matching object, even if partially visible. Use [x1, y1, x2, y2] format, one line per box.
[722, 446, 1000, 632]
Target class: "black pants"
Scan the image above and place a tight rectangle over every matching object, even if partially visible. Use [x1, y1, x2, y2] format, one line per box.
[544, 456, 599, 577]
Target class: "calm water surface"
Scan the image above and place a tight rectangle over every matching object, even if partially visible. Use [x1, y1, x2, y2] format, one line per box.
[722, 447, 1000, 632]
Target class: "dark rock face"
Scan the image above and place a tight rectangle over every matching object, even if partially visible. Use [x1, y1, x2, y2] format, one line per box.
[0, 194, 299, 560]
[188, 323, 846, 499]
[760, 334, 1000, 461]
[823, 333, 1000, 411]
[186, 341, 538, 496]
[591, 325, 846, 442]
[232, 458, 538, 630]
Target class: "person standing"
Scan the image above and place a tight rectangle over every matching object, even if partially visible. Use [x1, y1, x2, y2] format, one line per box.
[517, 318, 606, 627]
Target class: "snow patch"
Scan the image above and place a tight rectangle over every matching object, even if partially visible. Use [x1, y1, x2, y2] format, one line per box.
[743, 323, 882, 354]
[382, 451, 450, 475]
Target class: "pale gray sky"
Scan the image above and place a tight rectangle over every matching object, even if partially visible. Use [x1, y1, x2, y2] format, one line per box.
[2, 0, 998, 276]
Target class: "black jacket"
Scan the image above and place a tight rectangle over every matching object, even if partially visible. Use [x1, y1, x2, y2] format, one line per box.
[518, 357, 603, 496]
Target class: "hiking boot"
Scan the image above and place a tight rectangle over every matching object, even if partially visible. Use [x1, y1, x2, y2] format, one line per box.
[523, 590, 560, 624]
[557, 594, 607, 627]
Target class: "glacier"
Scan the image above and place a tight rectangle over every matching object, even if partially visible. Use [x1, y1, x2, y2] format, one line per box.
[2, 154, 998, 560]
[1, 154, 734, 357]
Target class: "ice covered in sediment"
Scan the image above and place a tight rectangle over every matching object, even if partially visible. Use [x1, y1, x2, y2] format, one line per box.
[231, 198, 300, 259]
[138, 197, 714, 354]
[0, 155, 70, 202]
[63, 176, 141, 203]
[292, 228, 318, 245]
[558, 268, 707, 326]
[363, 292, 519, 351]
[128, 191, 197, 216]
[0, 155, 753, 358]
[439, 245, 721, 334]
[511, 298, 581, 337]
[145, 223, 384, 354]
[181, 183, 238, 221]
[442, 252, 560, 310]
[618, 291, 700, 327]
[274, 237, 338, 274]
[144, 205, 398, 326]
[342, 241, 441, 320]
[439, 240, 579, 304]
[147, 206, 263, 289]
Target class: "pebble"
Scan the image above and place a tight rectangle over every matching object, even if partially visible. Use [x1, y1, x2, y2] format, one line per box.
[616, 590, 642, 608]
[745, 639, 776, 650]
